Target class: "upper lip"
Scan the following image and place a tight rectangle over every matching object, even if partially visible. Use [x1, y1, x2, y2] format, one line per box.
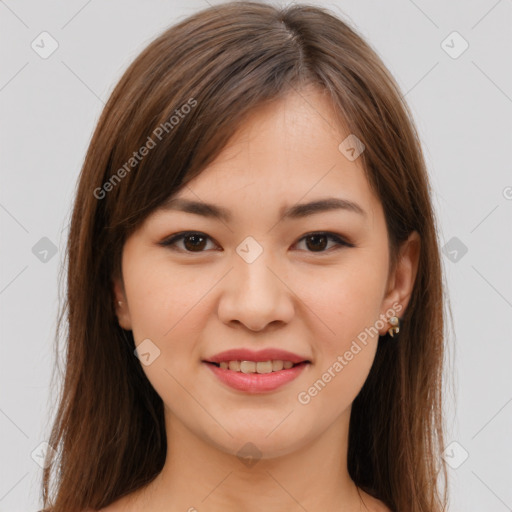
[204, 348, 310, 364]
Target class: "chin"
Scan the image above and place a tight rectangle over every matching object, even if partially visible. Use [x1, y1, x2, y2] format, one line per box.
[204, 422, 312, 461]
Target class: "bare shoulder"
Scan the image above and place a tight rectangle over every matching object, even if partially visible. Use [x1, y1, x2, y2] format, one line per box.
[90, 489, 393, 512]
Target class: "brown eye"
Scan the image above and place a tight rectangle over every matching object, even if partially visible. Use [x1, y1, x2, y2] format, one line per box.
[182, 234, 208, 251]
[160, 231, 353, 255]
[159, 232, 217, 252]
[296, 232, 353, 253]
[305, 234, 328, 252]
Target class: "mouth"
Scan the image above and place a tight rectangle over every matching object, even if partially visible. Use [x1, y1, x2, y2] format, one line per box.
[202, 357, 311, 393]
[203, 348, 312, 393]
[204, 359, 310, 373]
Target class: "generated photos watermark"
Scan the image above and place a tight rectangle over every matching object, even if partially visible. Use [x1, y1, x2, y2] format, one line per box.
[93, 97, 197, 200]
[297, 302, 403, 405]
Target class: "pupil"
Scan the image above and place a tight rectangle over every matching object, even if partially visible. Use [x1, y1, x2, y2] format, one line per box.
[306, 234, 327, 251]
[185, 234, 206, 251]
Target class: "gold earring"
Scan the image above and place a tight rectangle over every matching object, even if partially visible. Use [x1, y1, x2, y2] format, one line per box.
[118, 301, 123, 307]
[388, 316, 400, 337]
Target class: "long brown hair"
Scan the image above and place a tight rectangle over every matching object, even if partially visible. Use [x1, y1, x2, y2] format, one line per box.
[41, 2, 449, 511]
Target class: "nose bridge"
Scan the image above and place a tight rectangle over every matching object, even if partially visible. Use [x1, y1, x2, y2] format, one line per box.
[217, 238, 294, 330]
[238, 249, 275, 293]
[234, 240, 281, 303]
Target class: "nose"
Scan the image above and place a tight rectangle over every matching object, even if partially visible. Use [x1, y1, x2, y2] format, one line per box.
[217, 251, 295, 332]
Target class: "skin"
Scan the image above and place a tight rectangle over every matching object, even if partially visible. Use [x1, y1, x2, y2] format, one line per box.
[105, 85, 420, 512]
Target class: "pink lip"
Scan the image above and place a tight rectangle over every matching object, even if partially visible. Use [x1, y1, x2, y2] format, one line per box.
[204, 361, 309, 393]
[205, 348, 309, 364]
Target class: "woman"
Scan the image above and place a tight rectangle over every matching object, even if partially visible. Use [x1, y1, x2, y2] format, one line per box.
[40, 2, 449, 511]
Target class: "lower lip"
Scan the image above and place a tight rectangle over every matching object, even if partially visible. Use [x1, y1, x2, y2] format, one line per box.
[204, 362, 309, 393]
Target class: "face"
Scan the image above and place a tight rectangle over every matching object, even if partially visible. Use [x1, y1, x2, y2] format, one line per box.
[113, 86, 418, 458]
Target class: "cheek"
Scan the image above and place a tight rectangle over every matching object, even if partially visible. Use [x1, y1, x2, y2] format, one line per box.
[123, 254, 215, 402]
[294, 271, 382, 422]
[298, 258, 386, 350]
[124, 254, 208, 341]
[291, 253, 386, 410]
[122, 257, 212, 423]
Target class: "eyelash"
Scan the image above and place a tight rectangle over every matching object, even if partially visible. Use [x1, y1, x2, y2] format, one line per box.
[158, 231, 354, 254]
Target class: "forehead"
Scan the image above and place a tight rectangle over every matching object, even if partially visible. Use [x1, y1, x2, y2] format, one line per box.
[161, 87, 382, 226]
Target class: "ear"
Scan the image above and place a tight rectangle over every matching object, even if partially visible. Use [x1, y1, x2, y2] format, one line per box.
[112, 276, 133, 331]
[378, 231, 420, 335]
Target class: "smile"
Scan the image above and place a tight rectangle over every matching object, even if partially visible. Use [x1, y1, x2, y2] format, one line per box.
[213, 359, 297, 373]
[203, 360, 310, 393]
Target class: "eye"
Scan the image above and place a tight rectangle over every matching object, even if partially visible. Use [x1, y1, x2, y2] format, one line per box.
[159, 231, 353, 254]
[294, 232, 354, 253]
[159, 231, 219, 253]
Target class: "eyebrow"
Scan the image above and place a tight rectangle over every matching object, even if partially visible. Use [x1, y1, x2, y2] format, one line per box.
[159, 196, 367, 222]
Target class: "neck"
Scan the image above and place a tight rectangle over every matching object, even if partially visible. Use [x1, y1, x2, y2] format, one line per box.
[136, 406, 366, 512]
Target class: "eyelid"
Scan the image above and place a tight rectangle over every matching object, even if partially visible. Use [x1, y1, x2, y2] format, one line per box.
[158, 230, 355, 253]
[296, 232, 355, 252]
[159, 231, 220, 252]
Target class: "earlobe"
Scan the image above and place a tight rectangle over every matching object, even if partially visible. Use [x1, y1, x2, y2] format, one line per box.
[379, 231, 421, 335]
[112, 277, 133, 331]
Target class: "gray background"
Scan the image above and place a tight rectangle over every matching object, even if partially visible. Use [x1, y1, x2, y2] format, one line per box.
[1, 0, 511, 510]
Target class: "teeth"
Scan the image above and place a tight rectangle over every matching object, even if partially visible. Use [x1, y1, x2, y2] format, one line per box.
[228, 360, 240, 371]
[216, 360, 299, 373]
[240, 361, 256, 373]
[256, 361, 273, 373]
[272, 360, 284, 371]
